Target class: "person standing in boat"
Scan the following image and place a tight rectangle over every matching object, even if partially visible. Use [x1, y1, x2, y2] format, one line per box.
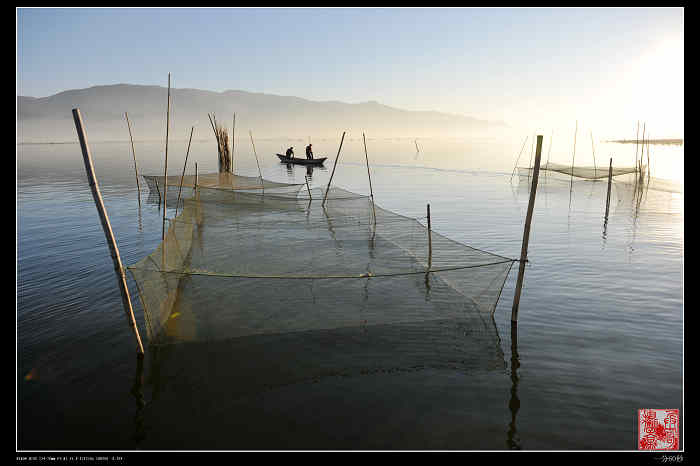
[305, 143, 314, 160]
[285, 147, 294, 159]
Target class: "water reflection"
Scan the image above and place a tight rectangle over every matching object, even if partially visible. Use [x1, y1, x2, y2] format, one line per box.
[507, 323, 522, 450]
[130, 355, 146, 446]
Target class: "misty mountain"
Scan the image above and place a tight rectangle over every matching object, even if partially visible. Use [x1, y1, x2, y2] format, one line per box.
[17, 84, 507, 143]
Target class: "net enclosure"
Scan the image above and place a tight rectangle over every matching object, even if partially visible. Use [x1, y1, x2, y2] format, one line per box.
[517, 161, 641, 180]
[128, 173, 516, 357]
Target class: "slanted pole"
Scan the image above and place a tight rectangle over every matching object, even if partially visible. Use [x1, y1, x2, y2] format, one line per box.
[162, 73, 171, 241]
[510, 136, 529, 182]
[249, 130, 264, 189]
[175, 126, 194, 216]
[362, 133, 377, 222]
[605, 157, 613, 219]
[124, 112, 141, 206]
[427, 203, 432, 270]
[511, 134, 543, 323]
[322, 131, 346, 207]
[569, 121, 577, 201]
[72, 108, 145, 357]
[305, 175, 312, 200]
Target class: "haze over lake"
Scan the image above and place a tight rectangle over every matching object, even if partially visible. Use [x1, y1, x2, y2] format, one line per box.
[17, 7, 683, 454]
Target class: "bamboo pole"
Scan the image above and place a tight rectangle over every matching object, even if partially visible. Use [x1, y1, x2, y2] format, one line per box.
[195, 162, 198, 190]
[640, 122, 646, 184]
[249, 130, 263, 189]
[175, 126, 194, 216]
[232, 113, 236, 174]
[72, 108, 145, 357]
[322, 131, 346, 207]
[646, 132, 651, 181]
[605, 157, 613, 219]
[528, 132, 534, 187]
[510, 136, 529, 182]
[124, 112, 141, 206]
[305, 175, 312, 200]
[569, 121, 577, 199]
[362, 133, 377, 222]
[511, 134, 543, 323]
[590, 130, 597, 179]
[544, 130, 553, 182]
[635, 120, 640, 169]
[427, 203, 432, 271]
[162, 73, 171, 241]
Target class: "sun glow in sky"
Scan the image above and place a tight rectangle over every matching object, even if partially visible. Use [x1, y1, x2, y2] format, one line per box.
[17, 7, 683, 139]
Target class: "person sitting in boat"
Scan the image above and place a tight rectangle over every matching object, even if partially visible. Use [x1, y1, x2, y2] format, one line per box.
[305, 143, 314, 160]
[285, 147, 294, 158]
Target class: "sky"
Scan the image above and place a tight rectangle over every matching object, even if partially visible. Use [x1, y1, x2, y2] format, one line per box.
[17, 7, 684, 138]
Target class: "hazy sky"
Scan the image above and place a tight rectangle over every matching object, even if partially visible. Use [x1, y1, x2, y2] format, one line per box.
[17, 7, 683, 137]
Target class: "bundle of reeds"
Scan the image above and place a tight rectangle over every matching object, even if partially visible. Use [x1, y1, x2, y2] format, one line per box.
[208, 113, 232, 173]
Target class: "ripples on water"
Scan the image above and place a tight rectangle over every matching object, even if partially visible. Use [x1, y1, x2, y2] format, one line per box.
[17, 139, 683, 450]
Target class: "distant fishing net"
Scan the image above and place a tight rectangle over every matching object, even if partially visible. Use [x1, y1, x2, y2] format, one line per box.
[517, 161, 639, 180]
[517, 162, 682, 214]
[127, 174, 515, 376]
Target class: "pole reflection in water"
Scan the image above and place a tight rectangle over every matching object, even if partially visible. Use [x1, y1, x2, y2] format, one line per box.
[130, 355, 146, 446]
[507, 322, 522, 450]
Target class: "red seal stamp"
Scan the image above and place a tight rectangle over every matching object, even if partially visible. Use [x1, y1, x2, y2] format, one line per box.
[638, 409, 679, 450]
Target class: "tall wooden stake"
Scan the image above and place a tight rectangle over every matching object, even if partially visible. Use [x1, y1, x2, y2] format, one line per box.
[305, 175, 312, 200]
[249, 130, 264, 190]
[362, 133, 377, 222]
[590, 130, 597, 179]
[511, 134, 543, 323]
[72, 108, 145, 357]
[605, 157, 613, 219]
[635, 120, 640, 169]
[569, 120, 577, 201]
[175, 126, 194, 216]
[646, 132, 651, 181]
[639, 121, 648, 181]
[510, 136, 529, 182]
[427, 203, 432, 271]
[124, 112, 141, 206]
[232, 112, 236, 174]
[322, 131, 346, 206]
[162, 73, 171, 241]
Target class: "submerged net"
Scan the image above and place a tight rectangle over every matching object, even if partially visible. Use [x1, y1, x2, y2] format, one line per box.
[127, 173, 515, 375]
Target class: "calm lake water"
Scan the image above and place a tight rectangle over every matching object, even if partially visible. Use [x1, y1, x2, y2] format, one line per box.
[17, 135, 683, 451]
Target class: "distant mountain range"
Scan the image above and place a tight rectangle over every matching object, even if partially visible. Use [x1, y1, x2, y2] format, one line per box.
[17, 84, 507, 143]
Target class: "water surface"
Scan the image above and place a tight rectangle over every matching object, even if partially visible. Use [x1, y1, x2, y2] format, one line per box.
[17, 137, 683, 450]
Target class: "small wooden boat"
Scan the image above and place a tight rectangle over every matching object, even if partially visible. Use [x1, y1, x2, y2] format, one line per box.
[277, 154, 327, 166]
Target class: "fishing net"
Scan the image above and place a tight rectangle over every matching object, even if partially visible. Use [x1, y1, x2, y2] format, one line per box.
[127, 173, 515, 375]
[517, 161, 640, 180]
